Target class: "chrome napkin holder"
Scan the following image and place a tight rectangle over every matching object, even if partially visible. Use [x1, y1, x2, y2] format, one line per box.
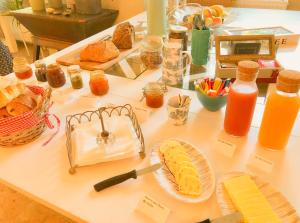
[66, 104, 145, 174]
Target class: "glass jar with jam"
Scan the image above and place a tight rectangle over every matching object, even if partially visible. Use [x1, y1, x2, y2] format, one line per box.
[13, 57, 33, 79]
[67, 65, 83, 89]
[169, 24, 188, 51]
[89, 70, 109, 96]
[46, 63, 66, 88]
[140, 35, 163, 69]
[34, 60, 47, 82]
[143, 82, 165, 108]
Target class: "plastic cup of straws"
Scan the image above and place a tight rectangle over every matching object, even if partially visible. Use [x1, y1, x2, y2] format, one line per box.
[194, 77, 231, 111]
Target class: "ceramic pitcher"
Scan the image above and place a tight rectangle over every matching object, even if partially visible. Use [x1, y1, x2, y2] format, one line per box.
[162, 39, 191, 86]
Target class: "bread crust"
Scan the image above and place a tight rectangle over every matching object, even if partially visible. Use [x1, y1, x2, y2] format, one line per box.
[80, 40, 120, 63]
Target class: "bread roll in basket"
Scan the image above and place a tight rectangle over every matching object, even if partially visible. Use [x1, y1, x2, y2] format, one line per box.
[0, 86, 53, 147]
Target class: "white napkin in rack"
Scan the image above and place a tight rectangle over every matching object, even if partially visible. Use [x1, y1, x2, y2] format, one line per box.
[72, 115, 139, 166]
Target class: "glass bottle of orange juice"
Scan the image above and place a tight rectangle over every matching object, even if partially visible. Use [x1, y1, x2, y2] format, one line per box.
[224, 61, 259, 136]
[258, 70, 300, 150]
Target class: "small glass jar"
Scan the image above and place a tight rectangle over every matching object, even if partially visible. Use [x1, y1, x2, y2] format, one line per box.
[169, 24, 188, 51]
[67, 65, 83, 89]
[34, 60, 47, 82]
[13, 57, 33, 79]
[89, 70, 109, 96]
[140, 36, 163, 69]
[46, 63, 66, 88]
[143, 82, 165, 108]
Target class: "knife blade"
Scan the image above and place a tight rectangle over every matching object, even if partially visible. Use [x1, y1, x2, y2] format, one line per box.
[94, 163, 162, 192]
[198, 212, 243, 223]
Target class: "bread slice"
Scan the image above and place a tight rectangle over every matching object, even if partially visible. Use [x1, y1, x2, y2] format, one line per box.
[0, 83, 26, 108]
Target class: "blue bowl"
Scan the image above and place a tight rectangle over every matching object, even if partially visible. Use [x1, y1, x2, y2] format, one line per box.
[196, 90, 228, 111]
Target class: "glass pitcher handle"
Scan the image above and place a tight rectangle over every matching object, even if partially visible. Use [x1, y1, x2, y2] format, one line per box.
[182, 51, 192, 65]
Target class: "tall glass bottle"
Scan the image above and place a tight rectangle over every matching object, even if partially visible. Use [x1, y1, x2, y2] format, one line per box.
[146, 0, 167, 36]
[224, 61, 259, 136]
[258, 70, 300, 150]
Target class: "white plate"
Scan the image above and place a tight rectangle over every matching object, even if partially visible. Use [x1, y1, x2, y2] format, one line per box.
[216, 172, 300, 222]
[150, 139, 215, 203]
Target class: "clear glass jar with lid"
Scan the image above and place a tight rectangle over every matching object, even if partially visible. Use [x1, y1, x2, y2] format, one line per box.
[89, 70, 109, 96]
[169, 24, 188, 51]
[224, 60, 259, 136]
[140, 35, 163, 69]
[34, 60, 47, 82]
[258, 70, 300, 150]
[13, 57, 33, 80]
[46, 63, 66, 88]
[67, 65, 83, 89]
[143, 82, 166, 108]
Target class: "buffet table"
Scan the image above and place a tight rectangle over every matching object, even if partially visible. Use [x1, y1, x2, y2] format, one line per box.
[0, 8, 300, 223]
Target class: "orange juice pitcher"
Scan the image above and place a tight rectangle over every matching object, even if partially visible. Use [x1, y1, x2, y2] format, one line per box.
[224, 61, 259, 136]
[258, 70, 300, 150]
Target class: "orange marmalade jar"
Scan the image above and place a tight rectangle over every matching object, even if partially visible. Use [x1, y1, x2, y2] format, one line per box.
[143, 82, 165, 108]
[13, 57, 33, 79]
[89, 70, 109, 96]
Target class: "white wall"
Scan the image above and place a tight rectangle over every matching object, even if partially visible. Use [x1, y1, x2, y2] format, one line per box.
[102, 0, 145, 23]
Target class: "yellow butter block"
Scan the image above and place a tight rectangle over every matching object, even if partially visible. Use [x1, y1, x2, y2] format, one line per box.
[223, 175, 281, 223]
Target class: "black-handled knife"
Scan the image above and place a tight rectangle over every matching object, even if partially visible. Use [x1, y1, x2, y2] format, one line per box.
[197, 212, 243, 223]
[94, 163, 162, 192]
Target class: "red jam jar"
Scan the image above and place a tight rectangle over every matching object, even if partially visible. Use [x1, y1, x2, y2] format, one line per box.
[46, 63, 66, 88]
[143, 82, 165, 108]
[89, 70, 109, 96]
[13, 57, 33, 79]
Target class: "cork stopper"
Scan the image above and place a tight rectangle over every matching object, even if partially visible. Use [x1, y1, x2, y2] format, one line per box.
[276, 70, 300, 93]
[237, 60, 259, 82]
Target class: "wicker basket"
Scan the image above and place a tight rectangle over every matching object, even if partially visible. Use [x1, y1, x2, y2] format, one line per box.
[0, 87, 52, 147]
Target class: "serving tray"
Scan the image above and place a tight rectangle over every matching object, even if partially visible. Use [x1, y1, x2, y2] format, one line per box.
[150, 139, 215, 203]
[216, 172, 300, 223]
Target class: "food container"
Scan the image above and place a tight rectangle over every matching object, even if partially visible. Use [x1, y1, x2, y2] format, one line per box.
[143, 82, 165, 108]
[46, 63, 66, 88]
[169, 24, 188, 51]
[13, 57, 33, 80]
[89, 70, 109, 96]
[34, 60, 47, 82]
[196, 91, 228, 111]
[167, 95, 191, 125]
[215, 34, 283, 83]
[48, 0, 63, 9]
[194, 78, 231, 112]
[67, 65, 83, 89]
[75, 0, 101, 15]
[0, 86, 53, 147]
[140, 36, 163, 69]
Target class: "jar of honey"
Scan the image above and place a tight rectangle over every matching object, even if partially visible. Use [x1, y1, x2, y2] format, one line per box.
[46, 63, 66, 88]
[89, 70, 109, 96]
[143, 82, 165, 108]
[67, 65, 83, 89]
[13, 57, 33, 79]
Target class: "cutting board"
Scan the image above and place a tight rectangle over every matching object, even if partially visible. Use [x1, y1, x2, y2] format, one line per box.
[56, 38, 142, 71]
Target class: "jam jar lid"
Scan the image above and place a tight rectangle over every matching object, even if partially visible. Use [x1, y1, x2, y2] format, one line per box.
[141, 35, 163, 52]
[34, 60, 46, 68]
[143, 82, 166, 95]
[67, 65, 81, 74]
[169, 24, 188, 34]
